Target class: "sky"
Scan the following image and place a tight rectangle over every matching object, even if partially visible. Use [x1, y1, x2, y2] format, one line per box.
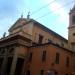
[0, 0, 74, 39]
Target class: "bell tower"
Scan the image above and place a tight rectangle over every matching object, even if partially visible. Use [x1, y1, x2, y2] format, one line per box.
[68, 5, 75, 51]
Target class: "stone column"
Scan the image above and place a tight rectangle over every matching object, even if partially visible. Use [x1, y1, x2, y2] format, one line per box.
[21, 49, 29, 75]
[9, 46, 19, 75]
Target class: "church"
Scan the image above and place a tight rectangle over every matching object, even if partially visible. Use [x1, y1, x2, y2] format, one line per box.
[0, 5, 75, 75]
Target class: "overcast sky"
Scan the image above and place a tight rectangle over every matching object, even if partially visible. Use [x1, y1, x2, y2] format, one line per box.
[0, 0, 74, 39]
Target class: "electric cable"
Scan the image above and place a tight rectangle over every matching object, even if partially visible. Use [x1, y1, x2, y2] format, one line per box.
[34, 0, 75, 20]
[31, 0, 56, 15]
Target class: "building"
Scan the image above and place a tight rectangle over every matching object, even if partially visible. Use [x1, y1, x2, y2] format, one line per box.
[0, 5, 75, 75]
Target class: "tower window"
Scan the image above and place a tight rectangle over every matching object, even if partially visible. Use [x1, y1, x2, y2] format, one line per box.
[55, 53, 60, 64]
[72, 15, 75, 24]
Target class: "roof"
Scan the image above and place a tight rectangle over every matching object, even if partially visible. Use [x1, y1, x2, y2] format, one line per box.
[9, 18, 28, 32]
[8, 18, 68, 42]
[30, 19, 68, 42]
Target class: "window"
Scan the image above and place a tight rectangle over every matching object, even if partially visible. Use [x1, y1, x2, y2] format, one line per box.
[66, 73, 68, 75]
[42, 51, 46, 62]
[41, 70, 44, 75]
[55, 53, 60, 64]
[66, 57, 70, 67]
[55, 71, 58, 75]
[48, 39, 52, 43]
[27, 70, 30, 75]
[38, 34, 43, 44]
[29, 52, 32, 62]
[72, 15, 75, 24]
[61, 42, 64, 47]
[73, 33, 75, 36]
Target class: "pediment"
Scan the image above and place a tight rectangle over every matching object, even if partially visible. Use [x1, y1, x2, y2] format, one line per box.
[9, 18, 27, 32]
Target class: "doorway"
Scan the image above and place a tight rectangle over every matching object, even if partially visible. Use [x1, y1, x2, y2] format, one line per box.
[15, 58, 24, 75]
[6, 57, 13, 75]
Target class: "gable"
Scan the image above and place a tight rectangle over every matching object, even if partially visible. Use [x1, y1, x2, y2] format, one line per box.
[9, 18, 27, 32]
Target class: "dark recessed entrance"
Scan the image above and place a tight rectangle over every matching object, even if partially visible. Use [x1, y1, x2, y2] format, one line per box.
[0, 58, 3, 74]
[6, 57, 13, 75]
[15, 58, 24, 75]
